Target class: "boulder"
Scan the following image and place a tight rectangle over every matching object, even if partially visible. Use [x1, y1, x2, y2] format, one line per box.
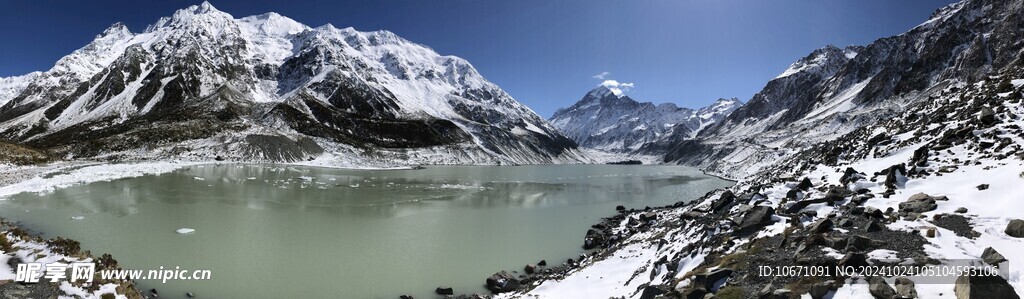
[863, 207, 884, 219]
[976, 184, 989, 191]
[847, 235, 875, 251]
[691, 268, 734, 292]
[839, 252, 869, 268]
[797, 177, 814, 191]
[979, 107, 998, 126]
[954, 274, 1020, 299]
[524, 264, 536, 274]
[955, 207, 968, 213]
[865, 220, 883, 232]
[485, 271, 520, 293]
[911, 145, 930, 167]
[808, 281, 836, 299]
[840, 167, 863, 185]
[894, 277, 918, 298]
[638, 285, 667, 299]
[615, 205, 626, 212]
[734, 206, 775, 235]
[899, 193, 941, 214]
[583, 229, 607, 249]
[1005, 219, 1024, 238]
[711, 191, 737, 213]
[981, 247, 1007, 265]
[786, 189, 800, 200]
[537, 260, 547, 267]
[883, 164, 907, 190]
[868, 276, 896, 299]
[435, 286, 454, 295]
[639, 212, 658, 223]
[810, 218, 834, 233]
[823, 188, 851, 203]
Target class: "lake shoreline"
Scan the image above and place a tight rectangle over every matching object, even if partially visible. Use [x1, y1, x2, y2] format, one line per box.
[0, 217, 143, 298]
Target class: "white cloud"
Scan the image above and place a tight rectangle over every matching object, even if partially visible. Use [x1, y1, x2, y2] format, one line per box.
[599, 79, 635, 96]
[592, 71, 610, 80]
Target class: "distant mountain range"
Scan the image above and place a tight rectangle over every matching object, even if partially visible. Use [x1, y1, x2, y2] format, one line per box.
[549, 86, 741, 153]
[0, 2, 585, 166]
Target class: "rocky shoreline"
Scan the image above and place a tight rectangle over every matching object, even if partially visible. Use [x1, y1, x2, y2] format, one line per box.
[0, 218, 142, 298]
[446, 70, 1024, 298]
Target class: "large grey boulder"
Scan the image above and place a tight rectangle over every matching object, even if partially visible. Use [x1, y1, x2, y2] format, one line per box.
[1005, 219, 1024, 238]
[954, 274, 1020, 299]
[868, 276, 896, 299]
[893, 277, 919, 298]
[485, 271, 520, 293]
[899, 193, 942, 214]
[981, 247, 1008, 265]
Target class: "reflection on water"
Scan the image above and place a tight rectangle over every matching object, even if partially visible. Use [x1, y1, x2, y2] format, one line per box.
[0, 164, 732, 299]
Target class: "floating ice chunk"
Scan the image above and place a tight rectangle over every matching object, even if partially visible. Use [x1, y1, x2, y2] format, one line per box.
[176, 228, 196, 234]
[193, 177, 205, 181]
[71, 216, 85, 220]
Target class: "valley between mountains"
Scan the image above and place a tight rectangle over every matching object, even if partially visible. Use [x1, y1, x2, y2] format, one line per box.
[1, 0, 1024, 298]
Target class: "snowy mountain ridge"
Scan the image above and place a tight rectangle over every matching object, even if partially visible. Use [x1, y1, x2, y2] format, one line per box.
[657, 0, 1024, 178]
[549, 86, 741, 153]
[0, 1, 585, 166]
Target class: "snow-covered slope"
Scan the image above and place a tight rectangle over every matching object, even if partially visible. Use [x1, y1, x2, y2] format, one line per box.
[500, 39, 1024, 299]
[549, 86, 741, 153]
[657, 0, 1024, 178]
[0, 2, 584, 166]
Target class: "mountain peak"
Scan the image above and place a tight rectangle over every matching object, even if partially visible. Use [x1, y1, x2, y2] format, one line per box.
[586, 86, 620, 99]
[100, 22, 131, 38]
[191, 1, 219, 14]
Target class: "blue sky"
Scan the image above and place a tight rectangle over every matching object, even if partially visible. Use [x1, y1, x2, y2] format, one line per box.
[0, 0, 957, 117]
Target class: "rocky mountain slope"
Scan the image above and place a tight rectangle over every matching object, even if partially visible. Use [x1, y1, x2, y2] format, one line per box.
[497, 38, 1024, 299]
[549, 86, 741, 153]
[0, 2, 585, 166]
[647, 0, 1024, 178]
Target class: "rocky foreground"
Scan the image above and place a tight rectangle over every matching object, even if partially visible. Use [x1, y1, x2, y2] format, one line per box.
[0, 219, 142, 298]
[449, 69, 1024, 298]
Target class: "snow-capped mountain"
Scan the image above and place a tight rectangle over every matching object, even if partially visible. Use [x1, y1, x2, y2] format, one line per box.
[549, 86, 741, 153]
[657, 0, 1024, 178]
[0, 2, 585, 166]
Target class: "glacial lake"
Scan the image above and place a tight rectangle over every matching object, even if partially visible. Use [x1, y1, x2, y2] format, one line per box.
[0, 164, 732, 298]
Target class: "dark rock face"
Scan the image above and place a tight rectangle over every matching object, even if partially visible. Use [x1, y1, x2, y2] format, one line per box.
[1005, 219, 1024, 238]
[484, 271, 520, 294]
[954, 275, 1021, 299]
